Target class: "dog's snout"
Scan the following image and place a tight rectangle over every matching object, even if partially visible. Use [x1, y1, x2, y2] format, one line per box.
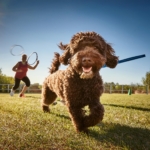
[82, 57, 91, 63]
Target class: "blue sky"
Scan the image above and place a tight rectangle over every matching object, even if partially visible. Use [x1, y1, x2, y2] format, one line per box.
[0, 0, 150, 85]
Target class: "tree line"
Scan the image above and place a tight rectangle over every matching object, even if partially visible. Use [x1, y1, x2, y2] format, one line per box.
[0, 68, 14, 84]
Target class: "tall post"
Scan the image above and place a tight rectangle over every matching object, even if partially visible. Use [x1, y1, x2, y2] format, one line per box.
[146, 85, 149, 95]
[8, 84, 9, 93]
[110, 84, 112, 94]
[122, 85, 123, 94]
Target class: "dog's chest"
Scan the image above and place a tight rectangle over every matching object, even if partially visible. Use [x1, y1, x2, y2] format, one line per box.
[65, 76, 102, 95]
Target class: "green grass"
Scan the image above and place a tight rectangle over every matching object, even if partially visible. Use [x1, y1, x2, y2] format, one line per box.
[0, 93, 150, 150]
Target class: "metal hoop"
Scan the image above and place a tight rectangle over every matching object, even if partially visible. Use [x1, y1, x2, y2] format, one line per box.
[27, 52, 38, 65]
[10, 45, 24, 56]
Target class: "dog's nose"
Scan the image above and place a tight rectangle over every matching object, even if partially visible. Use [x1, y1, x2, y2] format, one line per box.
[82, 57, 91, 63]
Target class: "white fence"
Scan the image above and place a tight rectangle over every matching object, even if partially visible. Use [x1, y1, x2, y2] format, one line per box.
[104, 84, 149, 94]
[0, 84, 41, 93]
[104, 85, 128, 94]
[0, 84, 149, 94]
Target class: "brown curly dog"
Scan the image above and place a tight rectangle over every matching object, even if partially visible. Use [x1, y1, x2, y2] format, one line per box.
[41, 31, 118, 134]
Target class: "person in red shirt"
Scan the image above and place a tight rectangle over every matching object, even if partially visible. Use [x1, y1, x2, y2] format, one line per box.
[10, 54, 39, 97]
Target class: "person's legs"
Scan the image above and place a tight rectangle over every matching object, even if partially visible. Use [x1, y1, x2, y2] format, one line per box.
[20, 86, 28, 95]
[10, 78, 21, 96]
[19, 76, 30, 97]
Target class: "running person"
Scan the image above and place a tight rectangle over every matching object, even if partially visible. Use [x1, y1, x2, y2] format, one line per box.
[10, 54, 39, 97]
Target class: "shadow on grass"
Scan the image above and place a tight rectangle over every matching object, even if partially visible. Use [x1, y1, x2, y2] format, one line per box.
[41, 104, 150, 149]
[104, 104, 150, 112]
[89, 123, 150, 150]
[25, 96, 40, 99]
[51, 112, 71, 120]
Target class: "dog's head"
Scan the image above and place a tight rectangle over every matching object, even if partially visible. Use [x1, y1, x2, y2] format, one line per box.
[58, 31, 118, 72]
[70, 46, 106, 79]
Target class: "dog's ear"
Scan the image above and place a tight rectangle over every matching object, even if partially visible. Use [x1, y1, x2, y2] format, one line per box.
[49, 52, 60, 74]
[58, 43, 72, 65]
[58, 42, 68, 50]
[105, 43, 119, 68]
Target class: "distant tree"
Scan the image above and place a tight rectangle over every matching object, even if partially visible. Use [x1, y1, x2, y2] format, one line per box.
[0, 69, 14, 92]
[0, 68, 2, 75]
[0, 75, 14, 84]
[142, 71, 150, 87]
[115, 83, 122, 91]
[110, 82, 116, 90]
[31, 83, 42, 89]
[0, 69, 14, 84]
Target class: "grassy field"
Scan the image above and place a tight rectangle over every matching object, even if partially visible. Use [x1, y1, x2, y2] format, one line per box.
[0, 93, 150, 150]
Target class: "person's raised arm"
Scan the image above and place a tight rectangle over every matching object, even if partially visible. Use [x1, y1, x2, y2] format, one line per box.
[28, 60, 39, 70]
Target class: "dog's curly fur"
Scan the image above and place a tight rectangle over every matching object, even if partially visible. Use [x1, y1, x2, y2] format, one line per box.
[41, 31, 118, 134]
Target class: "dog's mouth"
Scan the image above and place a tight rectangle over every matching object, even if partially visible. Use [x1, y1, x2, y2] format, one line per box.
[82, 67, 92, 73]
[80, 66, 94, 79]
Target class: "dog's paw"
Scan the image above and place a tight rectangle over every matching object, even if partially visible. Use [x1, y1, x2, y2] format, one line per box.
[42, 106, 50, 113]
[82, 128, 89, 135]
[77, 128, 89, 135]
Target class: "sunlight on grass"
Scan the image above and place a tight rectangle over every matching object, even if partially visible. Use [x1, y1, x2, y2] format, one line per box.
[0, 93, 150, 149]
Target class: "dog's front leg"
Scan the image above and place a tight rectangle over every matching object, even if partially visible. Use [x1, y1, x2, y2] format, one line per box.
[68, 106, 89, 134]
[83, 101, 104, 127]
